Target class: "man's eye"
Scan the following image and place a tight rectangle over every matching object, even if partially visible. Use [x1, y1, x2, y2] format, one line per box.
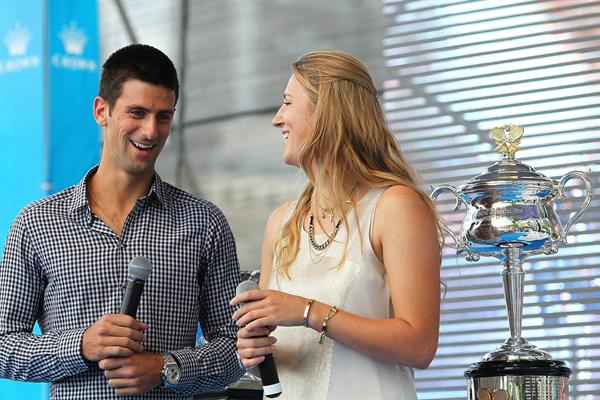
[130, 110, 145, 118]
[282, 101, 291, 106]
[158, 114, 173, 122]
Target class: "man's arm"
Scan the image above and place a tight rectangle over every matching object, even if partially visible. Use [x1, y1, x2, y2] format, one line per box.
[168, 206, 245, 394]
[0, 212, 88, 382]
[98, 205, 245, 396]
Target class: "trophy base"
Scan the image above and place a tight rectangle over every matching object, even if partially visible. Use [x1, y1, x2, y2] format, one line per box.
[482, 337, 553, 362]
[465, 360, 571, 400]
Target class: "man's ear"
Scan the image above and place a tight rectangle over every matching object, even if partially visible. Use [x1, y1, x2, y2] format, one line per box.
[93, 96, 109, 127]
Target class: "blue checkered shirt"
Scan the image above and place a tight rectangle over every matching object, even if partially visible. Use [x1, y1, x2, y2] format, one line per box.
[0, 167, 245, 399]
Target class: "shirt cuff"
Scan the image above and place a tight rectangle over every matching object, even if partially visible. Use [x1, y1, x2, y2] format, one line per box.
[57, 327, 89, 375]
[168, 348, 198, 389]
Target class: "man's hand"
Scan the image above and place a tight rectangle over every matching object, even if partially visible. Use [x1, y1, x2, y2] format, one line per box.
[81, 314, 148, 361]
[99, 352, 164, 396]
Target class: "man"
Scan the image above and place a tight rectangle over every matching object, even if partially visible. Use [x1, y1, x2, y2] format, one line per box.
[0, 44, 245, 398]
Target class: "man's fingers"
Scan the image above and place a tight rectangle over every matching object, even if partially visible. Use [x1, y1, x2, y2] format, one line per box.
[100, 346, 135, 359]
[100, 313, 146, 331]
[99, 357, 130, 371]
[100, 336, 144, 352]
[116, 326, 146, 343]
[107, 377, 136, 389]
[99, 323, 147, 343]
[93, 336, 142, 360]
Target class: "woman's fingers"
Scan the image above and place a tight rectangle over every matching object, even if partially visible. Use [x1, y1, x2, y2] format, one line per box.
[236, 325, 277, 364]
[230, 289, 266, 306]
[247, 316, 279, 330]
[238, 341, 276, 359]
[239, 348, 276, 362]
[237, 326, 271, 338]
[236, 309, 271, 327]
[231, 301, 259, 322]
[237, 335, 276, 350]
[242, 356, 265, 369]
[232, 289, 305, 327]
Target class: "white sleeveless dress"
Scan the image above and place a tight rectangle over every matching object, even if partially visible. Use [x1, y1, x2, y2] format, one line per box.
[267, 188, 417, 400]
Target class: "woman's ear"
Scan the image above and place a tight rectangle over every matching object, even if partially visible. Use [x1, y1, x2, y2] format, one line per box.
[93, 96, 109, 127]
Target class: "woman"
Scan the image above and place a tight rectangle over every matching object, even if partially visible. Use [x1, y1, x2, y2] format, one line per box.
[231, 50, 442, 399]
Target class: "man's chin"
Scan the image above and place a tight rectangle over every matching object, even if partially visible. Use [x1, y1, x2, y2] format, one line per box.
[125, 162, 155, 177]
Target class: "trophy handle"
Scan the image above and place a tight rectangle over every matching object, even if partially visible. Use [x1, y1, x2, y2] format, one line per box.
[557, 170, 593, 243]
[430, 185, 478, 261]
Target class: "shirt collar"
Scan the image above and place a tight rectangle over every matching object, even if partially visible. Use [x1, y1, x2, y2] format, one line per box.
[68, 165, 172, 223]
[146, 173, 171, 210]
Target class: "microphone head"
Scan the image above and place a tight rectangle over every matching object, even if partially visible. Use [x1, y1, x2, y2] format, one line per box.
[236, 279, 258, 296]
[249, 269, 261, 284]
[128, 256, 153, 281]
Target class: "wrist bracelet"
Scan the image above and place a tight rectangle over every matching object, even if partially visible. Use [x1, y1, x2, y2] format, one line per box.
[319, 305, 339, 345]
[303, 299, 315, 328]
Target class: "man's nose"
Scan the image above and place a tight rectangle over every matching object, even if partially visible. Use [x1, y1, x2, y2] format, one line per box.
[141, 116, 159, 138]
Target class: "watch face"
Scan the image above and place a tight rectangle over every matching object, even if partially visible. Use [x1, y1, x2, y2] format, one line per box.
[162, 354, 182, 386]
[166, 366, 181, 383]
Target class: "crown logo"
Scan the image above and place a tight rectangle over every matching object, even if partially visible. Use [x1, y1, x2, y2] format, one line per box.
[3, 23, 32, 56]
[59, 21, 87, 56]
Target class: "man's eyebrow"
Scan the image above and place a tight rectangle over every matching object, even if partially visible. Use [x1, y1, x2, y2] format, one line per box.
[125, 105, 175, 113]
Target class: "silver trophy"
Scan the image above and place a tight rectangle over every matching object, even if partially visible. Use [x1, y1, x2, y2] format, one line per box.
[431, 124, 592, 400]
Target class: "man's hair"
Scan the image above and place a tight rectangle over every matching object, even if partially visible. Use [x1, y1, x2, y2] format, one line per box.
[98, 44, 179, 109]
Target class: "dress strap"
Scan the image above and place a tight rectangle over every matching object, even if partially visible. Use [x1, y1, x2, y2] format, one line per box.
[280, 200, 297, 231]
[367, 187, 389, 247]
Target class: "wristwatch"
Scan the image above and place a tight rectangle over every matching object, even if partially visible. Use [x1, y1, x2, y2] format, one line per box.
[160, 353, 182, 388]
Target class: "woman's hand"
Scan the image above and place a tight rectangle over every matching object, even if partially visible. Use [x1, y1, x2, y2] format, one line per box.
[230, 289, 307, 329]
[236, 325, 277, 369]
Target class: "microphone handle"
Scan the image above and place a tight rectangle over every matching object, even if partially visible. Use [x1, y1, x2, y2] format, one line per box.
[259, 353, 282, 398]
[120, 279, 145, 317]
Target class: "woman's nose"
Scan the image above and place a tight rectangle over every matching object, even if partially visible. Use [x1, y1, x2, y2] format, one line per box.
[272, 106, 283, 127]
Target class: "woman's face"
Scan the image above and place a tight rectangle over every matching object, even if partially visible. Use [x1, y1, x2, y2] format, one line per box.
[272, 74, 315, 167]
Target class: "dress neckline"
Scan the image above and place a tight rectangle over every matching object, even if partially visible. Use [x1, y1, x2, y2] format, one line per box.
[301, 187, 385, 237]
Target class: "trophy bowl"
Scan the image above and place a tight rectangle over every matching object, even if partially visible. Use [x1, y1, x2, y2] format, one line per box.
[431, 124, 592, 400]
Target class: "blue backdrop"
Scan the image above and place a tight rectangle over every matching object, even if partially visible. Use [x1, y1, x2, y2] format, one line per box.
[0, 1, 99, 398]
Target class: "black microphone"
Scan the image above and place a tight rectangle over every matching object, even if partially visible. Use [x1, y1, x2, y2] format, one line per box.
[120, 256, 153, 317]
[236, 275, 282, 398]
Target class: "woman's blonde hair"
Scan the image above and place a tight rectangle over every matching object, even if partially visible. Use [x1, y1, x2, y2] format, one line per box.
[275, 50, 441, 277]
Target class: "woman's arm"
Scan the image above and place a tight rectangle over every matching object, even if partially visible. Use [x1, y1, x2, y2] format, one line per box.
[257, 202, 290, 290]
[233, 187, 441, 369]
[233, 202, 290, 368]
[306, 185, 440, 368]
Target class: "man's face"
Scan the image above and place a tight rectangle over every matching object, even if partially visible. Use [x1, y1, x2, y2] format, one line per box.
[94, 79, 176, 177]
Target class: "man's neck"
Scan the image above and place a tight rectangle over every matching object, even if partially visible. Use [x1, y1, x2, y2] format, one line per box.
[86, 164, 154, 235]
